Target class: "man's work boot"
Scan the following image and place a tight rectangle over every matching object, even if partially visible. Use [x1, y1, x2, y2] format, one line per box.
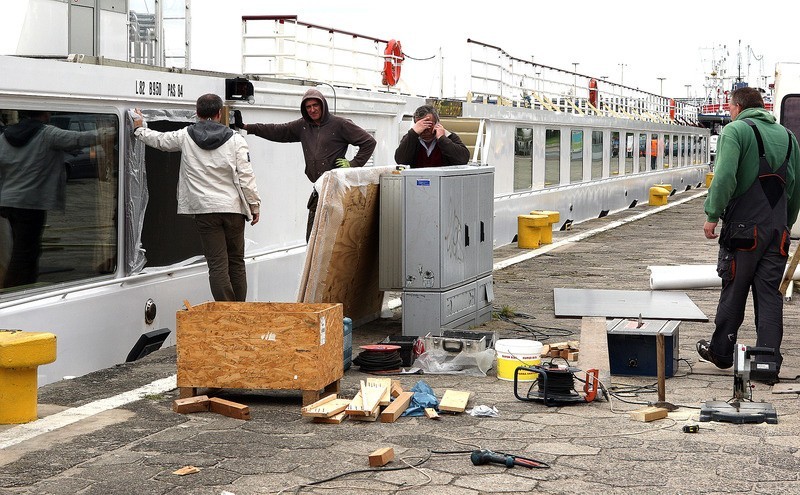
[696, 339, 733, 369]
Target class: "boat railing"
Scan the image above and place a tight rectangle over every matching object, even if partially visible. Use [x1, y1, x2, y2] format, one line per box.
[241, 16, 393, 91]
[467, 39, 699, 125]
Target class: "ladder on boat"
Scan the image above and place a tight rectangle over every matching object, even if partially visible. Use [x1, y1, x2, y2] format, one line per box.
[439, 118, 488, 165]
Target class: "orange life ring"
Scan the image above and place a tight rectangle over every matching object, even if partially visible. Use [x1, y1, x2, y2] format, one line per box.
[588, 78, 599, 108]
[382, 39, 404, 86]
[669, 98, 676, 121]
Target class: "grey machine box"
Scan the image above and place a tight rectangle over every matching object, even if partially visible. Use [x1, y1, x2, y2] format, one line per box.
[378, 166, 495, 337]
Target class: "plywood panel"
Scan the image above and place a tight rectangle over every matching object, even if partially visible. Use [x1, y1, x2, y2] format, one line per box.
[553, 288, 708, 321]
[176, 302, 343, 391]
[299, 167, 395, 322]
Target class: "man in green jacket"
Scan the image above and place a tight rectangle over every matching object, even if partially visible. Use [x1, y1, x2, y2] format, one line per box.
[697, 87, 800, 383]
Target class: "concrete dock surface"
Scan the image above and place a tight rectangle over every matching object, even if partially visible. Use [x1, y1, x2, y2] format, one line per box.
[3, 188, 800, 495]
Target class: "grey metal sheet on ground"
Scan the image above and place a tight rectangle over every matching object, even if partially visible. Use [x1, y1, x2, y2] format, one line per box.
[553, 288, 708, 321]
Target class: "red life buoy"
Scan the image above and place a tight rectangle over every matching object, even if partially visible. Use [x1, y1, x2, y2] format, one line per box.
[382, 39, 404, 86]
[588, 78, 599, 108]
[669, 98, 676, 121]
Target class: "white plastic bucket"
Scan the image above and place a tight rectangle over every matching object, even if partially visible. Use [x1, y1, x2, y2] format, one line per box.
[495, 339, 543, 381]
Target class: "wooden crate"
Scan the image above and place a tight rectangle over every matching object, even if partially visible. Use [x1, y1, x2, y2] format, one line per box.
[176, 302, 343, 404]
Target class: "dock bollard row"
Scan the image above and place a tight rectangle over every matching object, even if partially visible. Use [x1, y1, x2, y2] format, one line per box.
[0, 330, 57, 424]
[517, 210, 560, 249]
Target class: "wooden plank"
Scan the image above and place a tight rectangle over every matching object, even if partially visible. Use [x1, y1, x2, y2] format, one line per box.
[781, 250, 800, 295]
[345, 390, 381, 416]
[176, 302, 343, 391]
[299, 167, 396, 322]
[301, 397, 351, 418]
[380, 391, 414, 423]
[439, 390, 470, 413]
[172, 395, 209, 414]
[312, 411, 348, 424]
[577, 317, 611, 386]
[629, 406, 668, 422]
[424, 408, 440, 420]
[390, 380, 403, 397]
[172, 466, 200, 476]
[367, 377, 393, 406]
[208, 397, 251, 420]
[368, 447, 395, 467]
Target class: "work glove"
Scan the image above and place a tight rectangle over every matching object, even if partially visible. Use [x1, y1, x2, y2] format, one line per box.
[335, 158, 351, 168]
[232, 110, 244, 130]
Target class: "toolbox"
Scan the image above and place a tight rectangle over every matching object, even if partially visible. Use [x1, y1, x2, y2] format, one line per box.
[422, 329, 495, 355]
[606, 318, 680, 377]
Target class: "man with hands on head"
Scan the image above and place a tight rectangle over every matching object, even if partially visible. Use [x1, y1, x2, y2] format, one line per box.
[394, 105, 470, 167]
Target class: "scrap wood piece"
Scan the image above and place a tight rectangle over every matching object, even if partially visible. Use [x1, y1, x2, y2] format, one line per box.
[313, 411, 348, 424]
[367, 377, 393, 406]
[380, 391, 414, 423]
[630, 406, 668, 422]
[350, 408, 380, 421]
[208, 397, 251, 420]
[173, 395, 210, 414]
[183, 299, 192, 310]
[424, 408, 440, 420]
[781, 249, 800, 294]
[302, 397, 351, 418]
[173, 466, 200, 476]
[390, 380, 404, 397]
[368, 447, 395, 467]
[345, 390, 380, 416]
[439, 390, 470, 413]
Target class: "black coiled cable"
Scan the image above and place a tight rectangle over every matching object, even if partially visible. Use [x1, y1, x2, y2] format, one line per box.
[352, 350, 403, 372]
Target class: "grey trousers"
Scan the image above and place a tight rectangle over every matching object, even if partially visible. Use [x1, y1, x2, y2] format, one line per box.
[194, 213, 247, 302]
[711, 233, 787, 369]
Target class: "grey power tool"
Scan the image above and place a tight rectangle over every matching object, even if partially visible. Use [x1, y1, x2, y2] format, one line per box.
[699, 343, 778, 424]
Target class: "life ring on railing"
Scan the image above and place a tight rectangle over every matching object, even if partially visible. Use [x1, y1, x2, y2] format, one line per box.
[382, 39, 404, 87]
[588, 78, 599, 109]
[669, 98, 676, 121]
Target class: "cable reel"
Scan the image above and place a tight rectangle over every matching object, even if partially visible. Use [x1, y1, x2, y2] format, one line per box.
[513, 364, 600, 406]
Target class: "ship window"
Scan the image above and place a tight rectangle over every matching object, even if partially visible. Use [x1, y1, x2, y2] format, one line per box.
[570, 130, 584, 183]
[624, 132, 634, 174]
[591, 131, 603, 179]
[545, 129, 560, 187]
[780, 94, 800, 137]
[0, 108, 119, 299]
[650, 134, 658, 170]
[638, 133, 647, 172]
[610, 131, 620, 176]
[514, 127, 533, 191]
[672, 134, 679, 163]
[663, 135, 671, 168]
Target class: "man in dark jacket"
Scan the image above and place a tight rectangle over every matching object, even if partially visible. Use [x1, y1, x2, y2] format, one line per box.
[394, 105, 470, 167]
[697, 87, 800, 384]
[240, 88, 376, 241]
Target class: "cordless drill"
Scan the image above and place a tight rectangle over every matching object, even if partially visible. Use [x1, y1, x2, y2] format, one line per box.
[470, 449, 543, 468]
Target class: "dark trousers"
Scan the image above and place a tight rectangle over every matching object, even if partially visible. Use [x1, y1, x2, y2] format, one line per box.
[712, 233, 787, 369]
[194, 213, 247, 302]
[306, 188, 319, 242]
[1, 207, 46, 288]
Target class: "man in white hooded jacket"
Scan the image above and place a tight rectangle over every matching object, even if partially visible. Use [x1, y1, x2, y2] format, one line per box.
[133, 94, 261, 302]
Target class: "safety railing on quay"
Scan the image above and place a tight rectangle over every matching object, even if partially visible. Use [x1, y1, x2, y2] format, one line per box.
[467, 39, 699, 125]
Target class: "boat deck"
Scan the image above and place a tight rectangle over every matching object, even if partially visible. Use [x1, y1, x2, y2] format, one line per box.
[3, 187, 800, 494]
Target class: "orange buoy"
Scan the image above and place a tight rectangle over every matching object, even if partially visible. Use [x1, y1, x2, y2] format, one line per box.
[382, 39, 404, 86]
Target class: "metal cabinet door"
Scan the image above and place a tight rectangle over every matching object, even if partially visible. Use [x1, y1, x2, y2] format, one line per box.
[403, 174, 441, 289]
[478, 171, 494, 276]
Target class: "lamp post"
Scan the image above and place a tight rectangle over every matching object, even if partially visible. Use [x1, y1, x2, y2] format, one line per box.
[618, 63, 627, 85]
[684, 84, 692, 98]
[572, 62, 579, 97]
[657, 77, 666, 96]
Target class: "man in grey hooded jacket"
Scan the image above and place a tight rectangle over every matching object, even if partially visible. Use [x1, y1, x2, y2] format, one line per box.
[133, 94, 261, 302]
[240, 88, 376, 241]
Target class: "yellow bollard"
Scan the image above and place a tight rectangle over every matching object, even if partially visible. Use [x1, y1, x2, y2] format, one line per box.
[0, 330, 57, 424]
[649, 186, 670, 206]
[705, 172, 714, 189]
[517, 214, 549, 249]
[653, 183, 673, 193]
[529, 210, 561, 244]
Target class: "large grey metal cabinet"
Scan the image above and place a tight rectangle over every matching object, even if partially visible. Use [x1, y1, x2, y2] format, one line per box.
[379, 166, 495, 336]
